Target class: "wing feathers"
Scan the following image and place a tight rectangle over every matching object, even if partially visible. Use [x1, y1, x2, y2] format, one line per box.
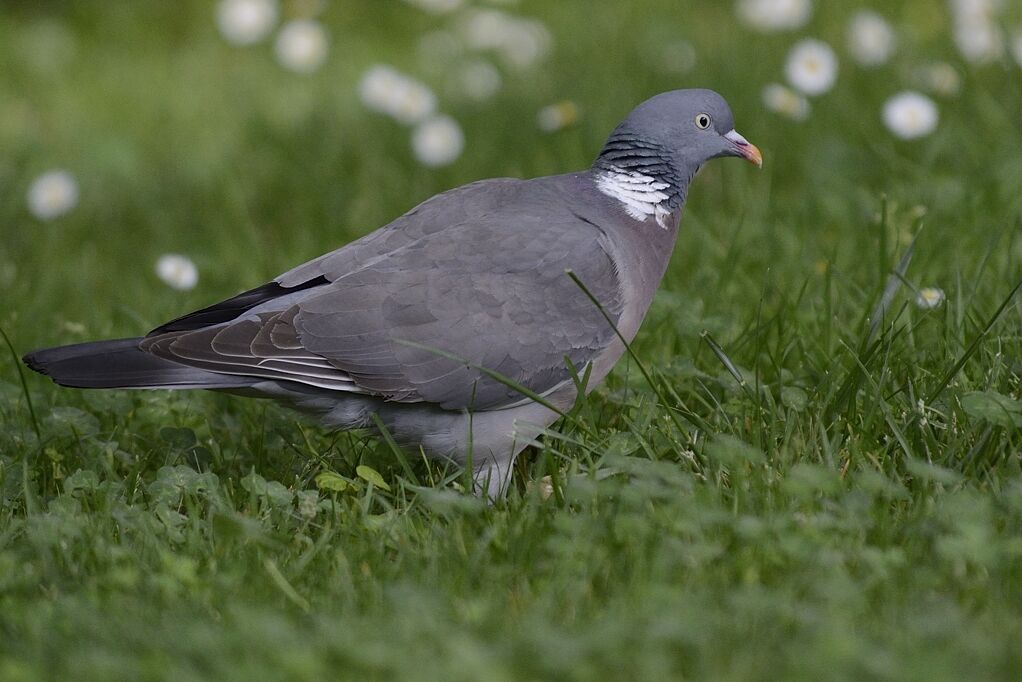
[143, 311, 368, 394]
[148, 276, 329, 335]
[130, 177, 624, 409]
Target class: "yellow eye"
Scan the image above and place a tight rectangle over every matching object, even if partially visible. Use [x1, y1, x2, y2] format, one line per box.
[695, 113, 712, 129]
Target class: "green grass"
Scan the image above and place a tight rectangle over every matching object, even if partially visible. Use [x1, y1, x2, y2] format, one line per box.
[4, 1, 1022, 679]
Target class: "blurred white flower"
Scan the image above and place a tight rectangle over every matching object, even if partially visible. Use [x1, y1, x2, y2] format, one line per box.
[1013, 31, 1022, 68]
[921, 62, 961, 97]
[950, 0, 1002, 22]
[761, 83, 810, 121]
[785, 39, 838, 96]
[458, 10, 551, 69]
[404, 0, 464, 13]
[949, 0, 1004, 62]
[657, 40, 697, 74]
[274, 20, 328, 73]
[359, 65, 437, 125]
[953, 18, 1003, 62]
[27, 170, 79, 221]
[536, 101, 579, 132]
[156, 254, 199, 291]
[216, 0, 278, 46]
[498, 18, 551, 69]
[915, 287, 945, 309]
[735, 0, 811, 32]
[454, 60, 502, 101]
[883, 91, 938, 140]
[391, 86, 439, 126]
[460, 9, 514, 50]
[847, 11, 896, 66]
[411, 115, 464, 167]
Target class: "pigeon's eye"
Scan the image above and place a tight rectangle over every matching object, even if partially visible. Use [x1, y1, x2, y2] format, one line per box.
[695, 113, 712, 130]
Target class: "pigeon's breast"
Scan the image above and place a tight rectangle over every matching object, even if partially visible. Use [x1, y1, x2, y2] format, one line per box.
[582, 207, 681, 389]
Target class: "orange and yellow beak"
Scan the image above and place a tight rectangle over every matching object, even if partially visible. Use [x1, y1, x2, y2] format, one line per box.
[724, 129, 763, 168]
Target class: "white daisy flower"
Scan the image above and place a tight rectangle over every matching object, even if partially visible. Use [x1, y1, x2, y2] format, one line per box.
[497, 18, 552, 69]
[536, 101, 579, 132]
[359, 65, 437, 126]
[454, 60, 502, 101]
[411, 115, 464, 167]
[847, 11, 896, 66]
[950, 0, 1002, 22]
[883, 91, 939, 140]
[785, 39, 838, 96]
[761, 83, 810, 121]
[915, 287, 945, 310]
[274, 20, 328, 73]
[949, 0, 1004, 62]
[359, 65, 404, 112]
[156, 254, 199, 291]
[459, 9, 515, 51]
[953, 18, 1003, 62]
[216, 0, 278, 46]
[735, 0, 811, 32]
[390, 82, 440, 126]
[458, 10, 551, 69]
[27, 170, 79, 221]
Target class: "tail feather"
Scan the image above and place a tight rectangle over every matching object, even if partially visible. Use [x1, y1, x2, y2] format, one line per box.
[23, 337, 254, 390]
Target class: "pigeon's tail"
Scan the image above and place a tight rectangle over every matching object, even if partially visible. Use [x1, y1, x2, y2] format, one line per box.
[22, 338, 255, 390]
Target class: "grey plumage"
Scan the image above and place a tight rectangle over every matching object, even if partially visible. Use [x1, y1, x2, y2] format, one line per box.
[23, 89, 761, 498]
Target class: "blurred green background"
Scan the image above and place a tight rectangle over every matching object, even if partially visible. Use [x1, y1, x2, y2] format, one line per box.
[3, 1, 1022, 679]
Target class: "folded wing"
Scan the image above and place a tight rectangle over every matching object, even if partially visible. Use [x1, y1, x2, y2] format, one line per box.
[141, 179, 625, 410]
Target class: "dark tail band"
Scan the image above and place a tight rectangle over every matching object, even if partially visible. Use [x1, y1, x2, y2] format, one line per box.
[23, 337, 254, 390]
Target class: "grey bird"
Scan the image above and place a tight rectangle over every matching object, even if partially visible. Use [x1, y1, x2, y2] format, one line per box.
[24, 89, 762, 498]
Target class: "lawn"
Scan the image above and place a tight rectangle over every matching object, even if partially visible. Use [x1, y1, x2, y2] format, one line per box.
[3, 0, 1022, 679]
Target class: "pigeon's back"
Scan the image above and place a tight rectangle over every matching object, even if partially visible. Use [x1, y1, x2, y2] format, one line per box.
[276, 178, 527, 286]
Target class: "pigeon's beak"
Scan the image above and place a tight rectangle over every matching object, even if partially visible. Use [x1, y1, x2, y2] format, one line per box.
[724, 129, 763, 168]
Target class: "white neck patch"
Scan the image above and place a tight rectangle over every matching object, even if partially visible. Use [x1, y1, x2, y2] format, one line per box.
[595, 166, 674, 230]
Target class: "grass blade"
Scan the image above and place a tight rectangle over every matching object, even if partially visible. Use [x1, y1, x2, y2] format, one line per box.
[928, 277, 1022, 403]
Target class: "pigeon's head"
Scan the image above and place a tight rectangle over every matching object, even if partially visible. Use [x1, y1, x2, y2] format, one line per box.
[597, 89, 762, 177]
